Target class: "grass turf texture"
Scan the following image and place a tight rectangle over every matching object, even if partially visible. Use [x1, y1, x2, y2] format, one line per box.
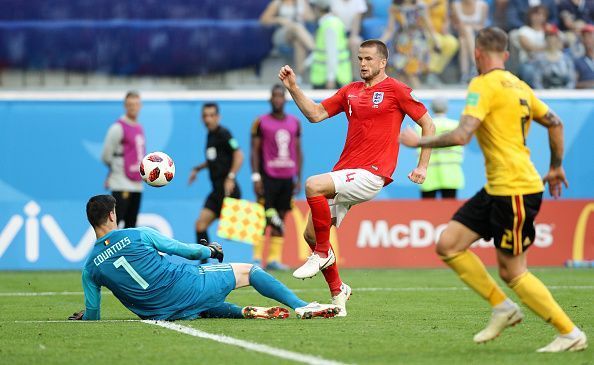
[1, 268, 592, 365]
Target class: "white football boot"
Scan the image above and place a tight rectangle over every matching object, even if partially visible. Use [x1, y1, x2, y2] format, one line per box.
[295, 302, 341, 319]
[473, 302, 524, 343]
[293, 249, 336, 279]
[332, 283, 352, 317]
[537, 330, 588, 353]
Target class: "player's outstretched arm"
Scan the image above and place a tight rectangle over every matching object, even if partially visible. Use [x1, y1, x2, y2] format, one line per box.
[68, 269, 101, 320]
[534, 110, 569, 198]
[408, 112, 436, 184]
[278, 65, 329, 123]
[400, 115, 480, 148]
[140, 227, 213, 261]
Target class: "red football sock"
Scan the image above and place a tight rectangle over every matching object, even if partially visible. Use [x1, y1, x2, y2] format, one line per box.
[306, 196, 331, 253]
[322, 259, 342, 295]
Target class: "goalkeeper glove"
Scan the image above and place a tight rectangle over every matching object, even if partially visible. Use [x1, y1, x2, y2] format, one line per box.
[200, 239, 224, 263]
[68, 310, 84, 320]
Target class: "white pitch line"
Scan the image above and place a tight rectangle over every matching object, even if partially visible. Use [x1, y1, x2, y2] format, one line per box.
[142, 320, 350, 365]
[14, 319, 142, 323]
[0, 291, 97, 297]
[1, 285, 594, 297]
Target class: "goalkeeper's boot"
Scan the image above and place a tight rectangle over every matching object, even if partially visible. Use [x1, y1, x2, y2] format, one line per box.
[331, 283, 352, 317]
[242, 306, 290, 319]
[537, 329, 587, 352]
[295, 302, 341, 319]
[473, 302, 524, 343]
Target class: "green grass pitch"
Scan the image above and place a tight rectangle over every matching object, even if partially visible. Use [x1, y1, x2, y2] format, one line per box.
[1, 268, 592, 365]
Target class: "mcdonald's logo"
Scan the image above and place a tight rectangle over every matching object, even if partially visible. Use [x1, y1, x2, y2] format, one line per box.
[572, 203, 594, 261]
[290, 205, 341, 263]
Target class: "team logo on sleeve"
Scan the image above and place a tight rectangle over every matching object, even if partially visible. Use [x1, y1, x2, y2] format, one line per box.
[466, 92, 480, 106]
[104, 239, 110, 246]
[372, 92, 384, 108]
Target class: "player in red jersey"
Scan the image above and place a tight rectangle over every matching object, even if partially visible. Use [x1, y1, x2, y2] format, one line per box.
[278, 39, 435, 316]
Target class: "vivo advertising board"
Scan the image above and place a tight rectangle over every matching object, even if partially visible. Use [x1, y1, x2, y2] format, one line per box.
[0, 91, 592, 270]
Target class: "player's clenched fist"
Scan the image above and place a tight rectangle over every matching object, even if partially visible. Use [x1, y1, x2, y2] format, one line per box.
[278, 65, 297, 89]
[408, 166, 427, 184]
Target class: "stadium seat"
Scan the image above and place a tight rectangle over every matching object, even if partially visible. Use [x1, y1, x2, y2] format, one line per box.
[0, 1, 273, 76]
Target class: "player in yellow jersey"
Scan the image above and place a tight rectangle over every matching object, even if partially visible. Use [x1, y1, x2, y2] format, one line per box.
[400, 27, 587, 353]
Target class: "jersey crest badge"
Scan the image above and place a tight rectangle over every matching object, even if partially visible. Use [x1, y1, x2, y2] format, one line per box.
[104, 239, 110, 246]
[372, 92, 384, 107]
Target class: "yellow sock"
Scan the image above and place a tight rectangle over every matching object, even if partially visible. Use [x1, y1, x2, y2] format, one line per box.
[442, 250, 507, 307]
[509, 272, 575, 334]
[268, 236, 284, 263]
[252, 235, 264, 261]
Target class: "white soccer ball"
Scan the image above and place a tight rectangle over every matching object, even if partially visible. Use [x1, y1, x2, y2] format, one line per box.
[140, 151, 175, 187]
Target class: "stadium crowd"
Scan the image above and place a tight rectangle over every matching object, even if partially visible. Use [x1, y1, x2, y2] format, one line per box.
[260, 0, 594, 89]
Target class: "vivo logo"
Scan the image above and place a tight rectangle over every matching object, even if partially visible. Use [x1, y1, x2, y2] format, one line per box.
[0, 201, 173, 263]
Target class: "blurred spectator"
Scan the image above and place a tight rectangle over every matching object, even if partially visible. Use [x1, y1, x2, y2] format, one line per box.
[532, 24, 576, 89]
[492, 0, 510, 30]
[574, 24, 594, 88]
[516, 6, 548, 85]
[330, 0, 368, 80]
[310, 0, 354, 88]
[451, 0, 489, 83]
[506, 0, 559, 31]
[101, 91, 145, 228]
[260, 0, 316, 80]
[418, 97, 464, 199]
[422, 0, 460, 86]
[380, 0, 438, 88]
[558, 0, 594, 33]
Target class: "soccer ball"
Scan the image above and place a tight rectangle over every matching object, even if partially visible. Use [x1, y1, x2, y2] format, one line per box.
[140, 151, 175, 187]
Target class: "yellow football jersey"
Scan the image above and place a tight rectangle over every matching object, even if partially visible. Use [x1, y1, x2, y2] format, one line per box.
[462, 69, 547, 196]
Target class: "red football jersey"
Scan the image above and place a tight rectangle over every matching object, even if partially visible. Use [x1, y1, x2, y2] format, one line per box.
[321, 77, 428, 185]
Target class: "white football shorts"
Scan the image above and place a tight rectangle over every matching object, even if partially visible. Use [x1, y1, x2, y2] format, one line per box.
[327, 169, 385, 227]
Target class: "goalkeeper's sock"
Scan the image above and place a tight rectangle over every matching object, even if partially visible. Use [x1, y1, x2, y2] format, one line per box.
[249, 265, 307, 309]
[509, 271, 575, 334]
[200, 302, 244, 319]
[442, 250, 507, 307]
[307, 196, 331, 254]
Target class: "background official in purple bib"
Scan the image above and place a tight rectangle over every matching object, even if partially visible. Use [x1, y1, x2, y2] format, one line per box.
[101, 91, 146, 228]
[251, 84, 303, 271]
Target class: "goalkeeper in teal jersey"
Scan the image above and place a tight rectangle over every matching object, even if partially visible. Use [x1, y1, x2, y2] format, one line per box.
[69, 195, 340, 320]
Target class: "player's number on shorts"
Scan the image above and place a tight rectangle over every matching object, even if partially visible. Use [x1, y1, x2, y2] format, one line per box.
[519, 98, 531, 145]
[113, 256, 150, 289]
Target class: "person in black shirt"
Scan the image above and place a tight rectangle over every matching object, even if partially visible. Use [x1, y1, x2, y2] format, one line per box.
[188, 103, 243, 262]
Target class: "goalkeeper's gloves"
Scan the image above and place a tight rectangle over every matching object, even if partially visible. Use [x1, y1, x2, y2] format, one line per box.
[199, 239, 224, 263]
[68, 310, 84, 320]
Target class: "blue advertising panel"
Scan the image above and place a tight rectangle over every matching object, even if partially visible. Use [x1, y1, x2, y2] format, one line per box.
[1, 91, 592, 269]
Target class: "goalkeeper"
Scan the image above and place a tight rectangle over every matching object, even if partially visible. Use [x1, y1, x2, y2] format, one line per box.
[69, 195, 339, 321]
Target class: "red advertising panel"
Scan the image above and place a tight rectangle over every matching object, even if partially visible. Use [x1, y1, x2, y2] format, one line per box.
[269, 200, 594, 268]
